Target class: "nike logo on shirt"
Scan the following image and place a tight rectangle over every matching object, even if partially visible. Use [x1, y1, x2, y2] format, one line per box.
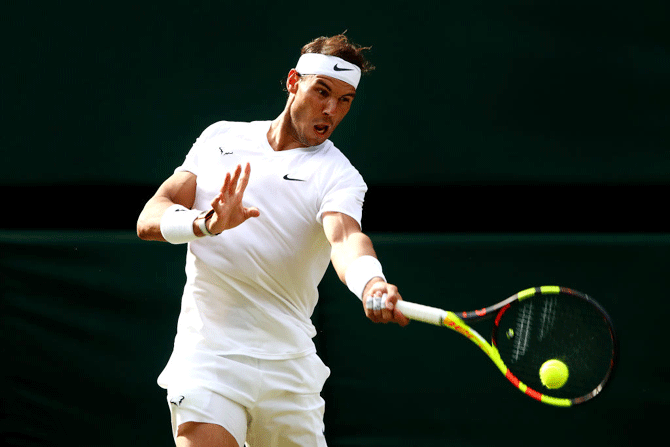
[283, 174, 305, 182]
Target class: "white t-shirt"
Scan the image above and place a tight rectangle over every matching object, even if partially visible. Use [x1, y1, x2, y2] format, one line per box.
[169, 120, 367, 359]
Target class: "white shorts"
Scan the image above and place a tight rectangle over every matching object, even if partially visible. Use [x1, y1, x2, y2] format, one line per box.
[158, 350, 331, 447]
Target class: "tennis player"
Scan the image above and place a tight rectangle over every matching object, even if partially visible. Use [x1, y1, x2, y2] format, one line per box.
[137, 33, 409, 447]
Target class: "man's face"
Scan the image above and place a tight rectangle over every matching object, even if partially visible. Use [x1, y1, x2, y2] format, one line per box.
[287, 72, 356, 147]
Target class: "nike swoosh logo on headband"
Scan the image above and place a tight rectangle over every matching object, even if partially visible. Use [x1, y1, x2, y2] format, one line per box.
[333, 64, 354, 72]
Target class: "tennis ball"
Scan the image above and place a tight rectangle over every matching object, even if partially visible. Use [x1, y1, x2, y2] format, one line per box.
[539, 359, 569, 389]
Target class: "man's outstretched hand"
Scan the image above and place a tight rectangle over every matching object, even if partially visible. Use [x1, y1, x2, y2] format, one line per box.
[206, 163, 260, 234]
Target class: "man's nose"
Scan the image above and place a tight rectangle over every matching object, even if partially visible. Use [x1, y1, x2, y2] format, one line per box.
[323, 98, 338, 115]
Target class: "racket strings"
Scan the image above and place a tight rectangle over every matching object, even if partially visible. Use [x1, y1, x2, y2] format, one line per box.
[511, 301, 533, 362]
[537, 296, 557, 341]
[494, 293, 614, 399]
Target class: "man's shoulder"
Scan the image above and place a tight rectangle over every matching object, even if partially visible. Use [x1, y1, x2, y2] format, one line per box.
[202, 120, 269, 136]
[308, 142, 365, 189]
[317, 141, 357, 169]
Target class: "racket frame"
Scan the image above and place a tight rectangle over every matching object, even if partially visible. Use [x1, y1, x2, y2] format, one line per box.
[395, 286, 617, 407]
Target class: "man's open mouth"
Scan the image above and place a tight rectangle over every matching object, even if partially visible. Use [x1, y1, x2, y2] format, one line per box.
[314, 124, 329, 135]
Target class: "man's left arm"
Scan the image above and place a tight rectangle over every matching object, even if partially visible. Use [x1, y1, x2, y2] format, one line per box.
[323, 212, 409, 326]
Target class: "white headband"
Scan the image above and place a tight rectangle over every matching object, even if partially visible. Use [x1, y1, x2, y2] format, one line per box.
[295, 53, 362, 89]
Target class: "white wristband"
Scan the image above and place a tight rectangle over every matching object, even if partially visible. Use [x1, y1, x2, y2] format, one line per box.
[344, 255, 386, 301]
[160, 204, 201, 244]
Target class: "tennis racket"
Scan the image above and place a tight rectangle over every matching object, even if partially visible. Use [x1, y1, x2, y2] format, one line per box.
[395, 286, 618, 407]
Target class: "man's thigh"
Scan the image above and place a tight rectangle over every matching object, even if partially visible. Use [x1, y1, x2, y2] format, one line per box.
[176, 422, 239, 447]
[167, 389, 249, 447]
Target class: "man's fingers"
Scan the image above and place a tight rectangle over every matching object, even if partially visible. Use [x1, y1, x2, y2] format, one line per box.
[228, 164, 242, 194]
[363, 285, 410, 326]
[244, 206, 261, 219]
[364, 293, 392, 323]
[219, 172, 232, 196]
[393, 304, 411, 327]
[237, 163, 252, 194]
[218, 164, 251, 198]
[380, 293, 394, 321]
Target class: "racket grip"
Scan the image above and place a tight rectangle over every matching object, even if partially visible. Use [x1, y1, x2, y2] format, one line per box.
[395, 300, 446, 326]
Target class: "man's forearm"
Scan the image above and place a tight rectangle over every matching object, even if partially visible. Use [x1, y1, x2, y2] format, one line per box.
[330, 231, 377, 284]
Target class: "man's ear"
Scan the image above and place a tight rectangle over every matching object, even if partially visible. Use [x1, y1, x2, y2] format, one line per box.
[286, 69, 301, 94]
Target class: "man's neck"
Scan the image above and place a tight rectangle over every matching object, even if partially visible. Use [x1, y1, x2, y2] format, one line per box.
[267, 103, 303, 152]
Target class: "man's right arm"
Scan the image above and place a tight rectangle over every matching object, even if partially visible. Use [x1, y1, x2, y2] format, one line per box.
[136, 171, 198, 241]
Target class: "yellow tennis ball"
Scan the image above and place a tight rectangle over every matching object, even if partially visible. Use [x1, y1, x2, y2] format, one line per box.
[539, 359, 569, 389]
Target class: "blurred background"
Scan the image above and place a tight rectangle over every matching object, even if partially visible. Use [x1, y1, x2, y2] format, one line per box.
[2, 1, 668, 446]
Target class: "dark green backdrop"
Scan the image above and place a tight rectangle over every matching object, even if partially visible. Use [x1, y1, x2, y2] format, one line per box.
[4, 1, 669, 186]
[2, 232, 668, 446]
[2, 1, 669, 446]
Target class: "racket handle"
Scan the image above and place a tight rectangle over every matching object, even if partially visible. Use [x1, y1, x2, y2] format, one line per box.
[396, 300, 446, 326]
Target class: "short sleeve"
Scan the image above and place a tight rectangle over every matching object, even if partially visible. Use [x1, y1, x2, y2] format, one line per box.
[316, 163, 367, 228]
[175, 121, 231, 176]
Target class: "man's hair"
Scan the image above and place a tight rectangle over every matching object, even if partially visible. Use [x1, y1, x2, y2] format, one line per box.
[300, 33, 375, 74]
